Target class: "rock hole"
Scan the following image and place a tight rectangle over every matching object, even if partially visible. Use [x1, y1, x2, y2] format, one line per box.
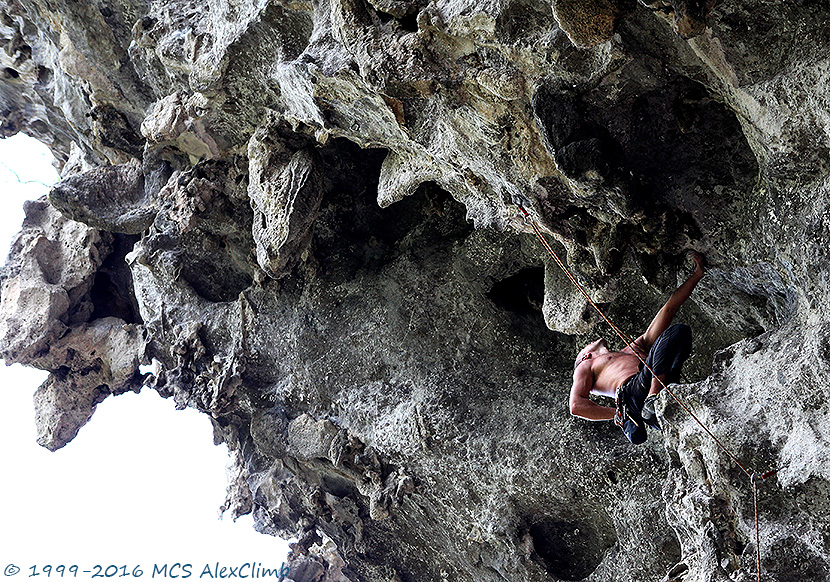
[35, 65, 52, 86]
[528, 517, 616, 580]
[31, 120, 49, 134]
[14, 44, 32, 65]
[89, 271, 141, 323]
[375, 9, 394, 23]
[735, 539, 746, 556]
[321, 475, 358, 498]
[3, 67, 20, 79]
[487, 267, 545, 316]
[667, 562, 688, 579]
[606, 470, 618, 485]
[139, 361, 156, 376]
[313, 143, 471, 283]
[399, 12, 418, 32]
[90, 234, 143, 324]
[373, 7, 418, 32]
[54, 366, 71, 381]
[180, 250, 254, 303]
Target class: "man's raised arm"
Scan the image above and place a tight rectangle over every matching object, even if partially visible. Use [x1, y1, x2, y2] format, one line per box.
[630, 252, 706, 352]
[569, 362, 616, 421]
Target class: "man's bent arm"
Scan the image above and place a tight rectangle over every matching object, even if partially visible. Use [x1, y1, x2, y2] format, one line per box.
[569, 364, 616, 421]
[570, 397, 616, 421]
[635, 253, 705, 350]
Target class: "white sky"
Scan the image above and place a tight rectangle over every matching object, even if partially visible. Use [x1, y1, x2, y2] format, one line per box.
[0, 134, 291, 578]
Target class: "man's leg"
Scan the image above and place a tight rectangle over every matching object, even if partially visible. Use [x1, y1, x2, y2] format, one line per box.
[617, 374, 649, 445]
[641, 324, 693, 425]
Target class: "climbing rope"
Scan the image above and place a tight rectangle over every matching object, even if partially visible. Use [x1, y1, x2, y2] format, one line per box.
[514, 201, 778, 582]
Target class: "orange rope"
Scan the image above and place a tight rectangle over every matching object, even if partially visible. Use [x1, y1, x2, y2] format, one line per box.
[753, 476, 761, 581]
[515, 202, 776, 581]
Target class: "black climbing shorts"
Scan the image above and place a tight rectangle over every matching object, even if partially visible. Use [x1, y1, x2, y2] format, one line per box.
[617, 323, 693, 445]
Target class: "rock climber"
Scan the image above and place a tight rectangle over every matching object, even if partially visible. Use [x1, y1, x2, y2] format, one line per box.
[569, 252, 706, 444]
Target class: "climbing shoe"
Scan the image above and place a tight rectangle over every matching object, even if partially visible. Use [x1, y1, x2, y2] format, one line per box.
[641, 394, 661, 431]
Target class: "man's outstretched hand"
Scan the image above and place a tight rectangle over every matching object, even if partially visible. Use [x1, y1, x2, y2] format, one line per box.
[688, 251, 706, 280]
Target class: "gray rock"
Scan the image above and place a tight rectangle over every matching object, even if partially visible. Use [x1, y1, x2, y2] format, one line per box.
[0, 199, 109, 364]
[0, 199, 148, 449]
[287, 413, 340, 461]
[48, 159, 155, 234]
[34, 375, 111, 452]
[33, 317, 147, 451]
[248, 120, 326, 279]
[251, 406, 290, 458]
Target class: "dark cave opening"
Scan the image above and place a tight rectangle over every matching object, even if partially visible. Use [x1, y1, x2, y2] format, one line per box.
[89, 270, 140, 323]
[621, 77, 760, 212]
[532, 73, 760, 272]
[399, 12, 418, 32]
[373, 7, 419, 33]
[487, 267, 545, 317]
[89, 233, 142, 324]
[528, 516, 617, 580]
[311, 144, 472, 284]
[320, 474, 359, 499]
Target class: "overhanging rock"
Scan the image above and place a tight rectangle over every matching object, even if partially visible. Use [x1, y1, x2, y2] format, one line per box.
[1, 0, 829, 580]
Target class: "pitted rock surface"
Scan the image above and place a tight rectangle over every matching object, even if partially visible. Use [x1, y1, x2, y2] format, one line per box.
[2, 0, 830, 580]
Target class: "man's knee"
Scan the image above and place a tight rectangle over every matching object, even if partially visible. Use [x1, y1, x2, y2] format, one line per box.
[668, 323, 691, 340]
[648, 324, 692, 377]
[671, 323, 692, 352]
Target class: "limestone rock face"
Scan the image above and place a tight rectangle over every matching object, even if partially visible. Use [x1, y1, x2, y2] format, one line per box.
[1, 0, 830, 580]
[48, 159, 154, 234]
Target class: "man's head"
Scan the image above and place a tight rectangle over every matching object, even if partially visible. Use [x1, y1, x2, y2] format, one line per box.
[574, 338, 608, 369]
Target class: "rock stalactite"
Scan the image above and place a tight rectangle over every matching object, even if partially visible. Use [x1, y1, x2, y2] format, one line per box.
[2, 0, 829, 580]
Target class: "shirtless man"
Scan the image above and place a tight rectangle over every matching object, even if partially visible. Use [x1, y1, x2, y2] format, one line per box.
[570, 252, 706, 444]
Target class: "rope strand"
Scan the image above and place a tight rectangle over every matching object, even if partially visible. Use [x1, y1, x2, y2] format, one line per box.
[753, 475, 761, 582]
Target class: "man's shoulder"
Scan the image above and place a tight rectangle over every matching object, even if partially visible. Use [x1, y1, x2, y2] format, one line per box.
[571, 361, 594, 398]
[572, 359, 594, 379]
